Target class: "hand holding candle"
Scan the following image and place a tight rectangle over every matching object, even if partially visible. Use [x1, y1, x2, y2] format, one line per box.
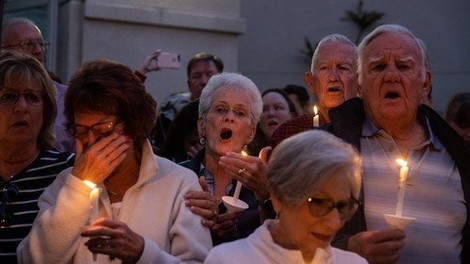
[221, 151, 249, 213]
[383, 158, 415, 230]
[312, 105, 319, 127]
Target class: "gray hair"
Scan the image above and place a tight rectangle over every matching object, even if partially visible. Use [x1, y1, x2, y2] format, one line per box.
[1, 18, 40, 46]
[267, 130, 362, 207]
[357, 24, 426, 84]
[311, 34, 357, 72]
[198, 72, 262, 126]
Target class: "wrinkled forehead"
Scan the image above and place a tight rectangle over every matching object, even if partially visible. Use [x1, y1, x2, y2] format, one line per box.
[363, 32, 423, 63]
[315, 42, 357, 65]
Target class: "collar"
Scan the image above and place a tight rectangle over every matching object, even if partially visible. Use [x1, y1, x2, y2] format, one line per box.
[361, 112, 443, 151]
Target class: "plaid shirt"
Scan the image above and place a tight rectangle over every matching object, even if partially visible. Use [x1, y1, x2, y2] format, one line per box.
[270, 113, 326, 148]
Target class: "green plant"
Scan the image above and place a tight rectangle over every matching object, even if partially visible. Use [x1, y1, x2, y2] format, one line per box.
[342, 0, 385, 44]
[300, 0, 385, 61]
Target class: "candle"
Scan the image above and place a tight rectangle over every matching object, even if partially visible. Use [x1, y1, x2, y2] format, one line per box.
[84, 180, 100, 261]
[313, 105, 319, 127]
[233, 181, 242, 202]
[395, 159, 409, 217]
[232, 151, 249, 202]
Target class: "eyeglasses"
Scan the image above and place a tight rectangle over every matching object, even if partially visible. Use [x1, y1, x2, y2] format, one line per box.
[67, 120, 122, 139]
[0, 89, 44, 107]
[2, 40, 50, 51]
[0, 183, 20, 228]
[307, 194, 362, 220]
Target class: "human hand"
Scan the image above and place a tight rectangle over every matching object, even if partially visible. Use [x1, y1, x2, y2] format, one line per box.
[81, 218, 144, 263]
[218, 147, 272, 201]
[184, 177, 220, 228]
[348, 229, 406, 264]
[186, 142, 204, 159]
[72, 133, 131, 184]
[137, 50, 162, 75]
[211, 211, 240, 239]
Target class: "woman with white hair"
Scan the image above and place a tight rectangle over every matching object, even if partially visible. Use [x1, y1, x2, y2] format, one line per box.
[205, 130, 367, 264]
[182, 72, 272, 245]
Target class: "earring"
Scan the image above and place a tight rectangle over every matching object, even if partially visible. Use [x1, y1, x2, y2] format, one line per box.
[199, 137, 206, 145]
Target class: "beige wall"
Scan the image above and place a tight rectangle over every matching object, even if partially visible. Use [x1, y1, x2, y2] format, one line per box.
[57, 0, 245, 105]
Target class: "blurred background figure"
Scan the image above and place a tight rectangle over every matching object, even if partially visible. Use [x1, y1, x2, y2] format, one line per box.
[271, 34, 358, 147]
[205, 130, 367, 264]
[152, 52, 224, 150]
[158, 99, 202, 163]
[183, 72, 271, 245]
[17, 59, 211, 263]
[1, 17, 74, 152]
[0, 51, 73, 263]
[445, 92, 470, 144]
[247, 88, 298, 156]
[283, 84, 311, 115]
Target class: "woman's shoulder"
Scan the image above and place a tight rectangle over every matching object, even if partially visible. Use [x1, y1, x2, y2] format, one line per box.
[156, 156, 199, 181]
[34, 149, 75, 172]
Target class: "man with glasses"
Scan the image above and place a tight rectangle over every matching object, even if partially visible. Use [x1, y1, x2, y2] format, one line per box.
[1, 17, 74, 152]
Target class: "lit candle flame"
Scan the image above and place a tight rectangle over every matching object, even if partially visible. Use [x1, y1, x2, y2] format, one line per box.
[395, 158, 409, 217]
[313, 105, 318, 115]
[396, 158, 407, 167]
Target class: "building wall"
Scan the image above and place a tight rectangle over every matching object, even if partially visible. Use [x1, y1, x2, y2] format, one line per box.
[4, 0, 469, 112]
[239, 0, 470, 112]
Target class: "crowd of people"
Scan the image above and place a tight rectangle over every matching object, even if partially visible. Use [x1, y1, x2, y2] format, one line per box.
[1, 16, 469, 264]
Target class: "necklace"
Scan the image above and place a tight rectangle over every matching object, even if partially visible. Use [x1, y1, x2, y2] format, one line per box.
[0, 151, 39, 181]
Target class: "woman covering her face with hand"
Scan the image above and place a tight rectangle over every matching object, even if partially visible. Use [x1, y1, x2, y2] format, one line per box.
[17, 60, 211, 263]
[182, 72, 271, 245]
[205, 130, 367, 264]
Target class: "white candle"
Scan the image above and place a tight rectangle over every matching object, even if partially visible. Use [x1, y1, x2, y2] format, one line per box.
[395, 159, 409, 217]
[233, 181, 242, 202]
[233, 151, 248, 202]
[84, 180, 100, 262]
[313, 105, 319, 127]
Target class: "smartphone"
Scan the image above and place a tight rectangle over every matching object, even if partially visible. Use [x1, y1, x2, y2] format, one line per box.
[157, 52, 181, 69]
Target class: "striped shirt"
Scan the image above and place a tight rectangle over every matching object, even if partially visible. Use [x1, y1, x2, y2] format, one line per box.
[0, 149, 74, 263]
[361, 116, 465, 264]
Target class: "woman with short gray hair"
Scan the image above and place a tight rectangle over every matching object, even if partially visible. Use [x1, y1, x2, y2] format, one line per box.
[183, 72, 272, 245]
[205, 130, 367, 263]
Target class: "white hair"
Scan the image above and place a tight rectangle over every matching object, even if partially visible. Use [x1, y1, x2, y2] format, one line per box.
[311, 33, 357, 72]
[357, 24, 426, 84]
[198, 72, 262, 126]
[267, 130, 362, 207]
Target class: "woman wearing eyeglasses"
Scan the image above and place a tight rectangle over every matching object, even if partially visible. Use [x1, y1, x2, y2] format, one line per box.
[17, 60, 211, 263]
[0, 51, 74, 263]
[205, 130, 367, 264]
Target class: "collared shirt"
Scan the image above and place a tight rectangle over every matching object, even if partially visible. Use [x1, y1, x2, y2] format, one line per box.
[360, 115, 466, 263]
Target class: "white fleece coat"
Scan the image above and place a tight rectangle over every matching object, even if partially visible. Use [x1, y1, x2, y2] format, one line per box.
[17, 140, 212, 264]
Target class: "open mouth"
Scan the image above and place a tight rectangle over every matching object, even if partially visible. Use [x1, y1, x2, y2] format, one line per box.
[220, 128, 233, 140]
[268, 120, 278, 127]
[13, 121, 29, 127]
[327, 87, 342, 93]
[385, 92, 400, 99]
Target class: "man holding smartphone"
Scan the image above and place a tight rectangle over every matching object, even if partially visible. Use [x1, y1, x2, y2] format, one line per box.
[135, 51, 224, 150]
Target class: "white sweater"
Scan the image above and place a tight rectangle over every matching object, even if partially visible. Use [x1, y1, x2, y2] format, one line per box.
[17, 140, 212, 264]
[205, 220, 368, 264]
